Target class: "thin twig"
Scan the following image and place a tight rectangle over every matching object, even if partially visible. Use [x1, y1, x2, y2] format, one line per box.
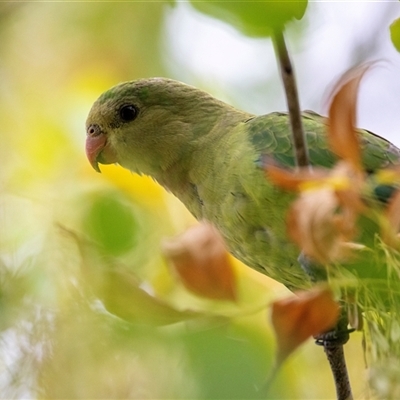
[321, 308, 353, 400]
[324, 345, 353, 400]
[273, 31, 353, 400]
[272, 29, 310, 167]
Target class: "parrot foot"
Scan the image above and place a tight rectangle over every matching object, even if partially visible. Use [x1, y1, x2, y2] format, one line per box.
[314, 327, 355, 347]
[314, 298, 354, 347]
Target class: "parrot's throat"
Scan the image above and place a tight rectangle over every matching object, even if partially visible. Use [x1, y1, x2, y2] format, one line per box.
[155, 162, 190, 194]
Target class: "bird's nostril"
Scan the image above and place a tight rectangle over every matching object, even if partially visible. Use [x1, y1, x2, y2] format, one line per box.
[87, 124, 101, 137]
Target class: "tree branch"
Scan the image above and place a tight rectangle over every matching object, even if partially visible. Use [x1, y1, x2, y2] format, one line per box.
[272, 30, 309, 167]
[272, 30, 353, 400]
[324, 345, 353, 400]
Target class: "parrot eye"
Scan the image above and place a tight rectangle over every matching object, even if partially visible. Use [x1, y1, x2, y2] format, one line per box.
[119, 104, 138, 122]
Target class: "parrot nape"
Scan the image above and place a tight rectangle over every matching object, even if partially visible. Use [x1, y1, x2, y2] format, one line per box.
[85, 77, 400, 291]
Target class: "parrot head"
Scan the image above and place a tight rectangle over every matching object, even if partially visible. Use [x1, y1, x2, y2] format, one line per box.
[85, 77, 230, 177]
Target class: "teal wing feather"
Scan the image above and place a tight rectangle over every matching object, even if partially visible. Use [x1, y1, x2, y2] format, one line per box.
[246, 111, 335, 168]
[246, 111, 400, 170]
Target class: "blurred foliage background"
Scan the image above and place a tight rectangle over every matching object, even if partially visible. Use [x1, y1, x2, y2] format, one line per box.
[0, 1, 399, 398]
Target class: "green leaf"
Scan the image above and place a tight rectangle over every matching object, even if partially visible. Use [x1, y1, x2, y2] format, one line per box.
[390, 18, 400, 53]
[83, 192, 138, 256]
[183, 323, 272, 399]
[189, 0, 308, 37]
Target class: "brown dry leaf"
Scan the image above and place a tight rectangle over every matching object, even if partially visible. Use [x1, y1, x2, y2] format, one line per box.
[271, 287, 340, 364]
[287, 189, 332, 264]
[287, 189, 346, 264]
[328, 64, 372, 170]
[286, 165, 361, 264]
[162, 222, 238, 302]
[265, 153, 365, 265]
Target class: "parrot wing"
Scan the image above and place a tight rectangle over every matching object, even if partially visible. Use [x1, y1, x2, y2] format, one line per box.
[245, 111, 400, 171]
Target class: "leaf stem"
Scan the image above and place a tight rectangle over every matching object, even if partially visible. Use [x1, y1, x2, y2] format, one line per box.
[272, 29, 310, 167]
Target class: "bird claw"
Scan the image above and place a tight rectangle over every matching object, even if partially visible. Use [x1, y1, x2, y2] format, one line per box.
[314, 327, 355, 347]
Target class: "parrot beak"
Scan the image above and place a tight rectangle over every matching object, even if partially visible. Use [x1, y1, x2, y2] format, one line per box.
[86, 124, 118, 173]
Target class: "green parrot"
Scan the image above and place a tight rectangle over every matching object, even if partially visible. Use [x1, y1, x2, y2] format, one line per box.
[85, 77, 400, 290]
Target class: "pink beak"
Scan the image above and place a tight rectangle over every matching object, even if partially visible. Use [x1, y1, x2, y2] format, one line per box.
[86, 128, 106, 173]
[85, 124, 117, 172]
